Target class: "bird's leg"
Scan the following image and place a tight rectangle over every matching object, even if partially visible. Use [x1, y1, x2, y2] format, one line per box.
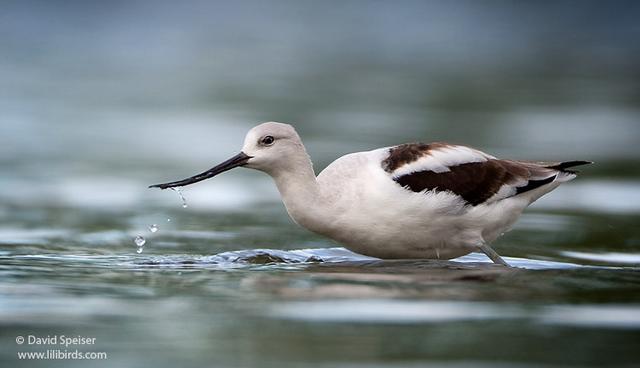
[477, 243, 509, 266]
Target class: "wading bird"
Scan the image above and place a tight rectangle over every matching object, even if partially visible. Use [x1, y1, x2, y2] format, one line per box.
[150, 122, 590, 266]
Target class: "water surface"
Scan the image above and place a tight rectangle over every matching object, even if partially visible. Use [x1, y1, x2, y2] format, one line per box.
[1, 201, 639, 367]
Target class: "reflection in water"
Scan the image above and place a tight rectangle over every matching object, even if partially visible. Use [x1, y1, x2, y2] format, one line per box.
[268, 300, 525, 323]
[267, 300, 640, 329]
[561, 251, 640, 265]
[1, 238, 639, 367]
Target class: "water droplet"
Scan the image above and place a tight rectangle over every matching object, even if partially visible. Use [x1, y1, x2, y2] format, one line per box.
[171, 187, 188, 208]
[149, 224, 159, 233]
[167, 218, 171, 222]
[134, 235, 146, 247]
[136, 246, 144, 254]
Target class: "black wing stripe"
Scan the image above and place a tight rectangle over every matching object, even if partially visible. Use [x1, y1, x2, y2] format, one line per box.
[394, 161, 518, 206]
[514, 175, 556, 195]
[393, 160, 557, 206]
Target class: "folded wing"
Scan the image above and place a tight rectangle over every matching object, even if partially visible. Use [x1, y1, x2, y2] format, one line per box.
[382, 143, 588, 206]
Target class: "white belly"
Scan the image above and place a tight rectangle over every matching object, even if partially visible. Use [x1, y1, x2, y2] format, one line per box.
[321, 189, 528, 260]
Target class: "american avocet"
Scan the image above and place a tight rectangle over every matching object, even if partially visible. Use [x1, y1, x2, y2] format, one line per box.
[150, 122, 590, 266]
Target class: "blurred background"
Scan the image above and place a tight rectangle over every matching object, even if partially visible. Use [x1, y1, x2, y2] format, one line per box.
[1, 0, 639, 210]
[1, 1, 640, 367]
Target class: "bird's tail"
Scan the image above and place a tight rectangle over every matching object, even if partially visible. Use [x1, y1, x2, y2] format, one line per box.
[545, 160, 593, 174]
[543, 160, 592, 182]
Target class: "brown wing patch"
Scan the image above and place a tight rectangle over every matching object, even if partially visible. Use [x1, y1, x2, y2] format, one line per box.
[382, 143, 451, 173]
[394, 159, 546, 206]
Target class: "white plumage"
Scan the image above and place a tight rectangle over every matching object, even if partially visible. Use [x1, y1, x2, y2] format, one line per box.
[151, 122, 590, 266]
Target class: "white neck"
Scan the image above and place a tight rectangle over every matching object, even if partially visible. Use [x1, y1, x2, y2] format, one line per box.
[270, 156, 331, 234]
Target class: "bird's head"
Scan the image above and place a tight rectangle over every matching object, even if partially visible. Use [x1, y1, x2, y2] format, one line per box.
[149, 122, 306, 189]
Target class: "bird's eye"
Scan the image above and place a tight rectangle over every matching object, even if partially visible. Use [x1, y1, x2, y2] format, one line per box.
[261, 135, 275, 146]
